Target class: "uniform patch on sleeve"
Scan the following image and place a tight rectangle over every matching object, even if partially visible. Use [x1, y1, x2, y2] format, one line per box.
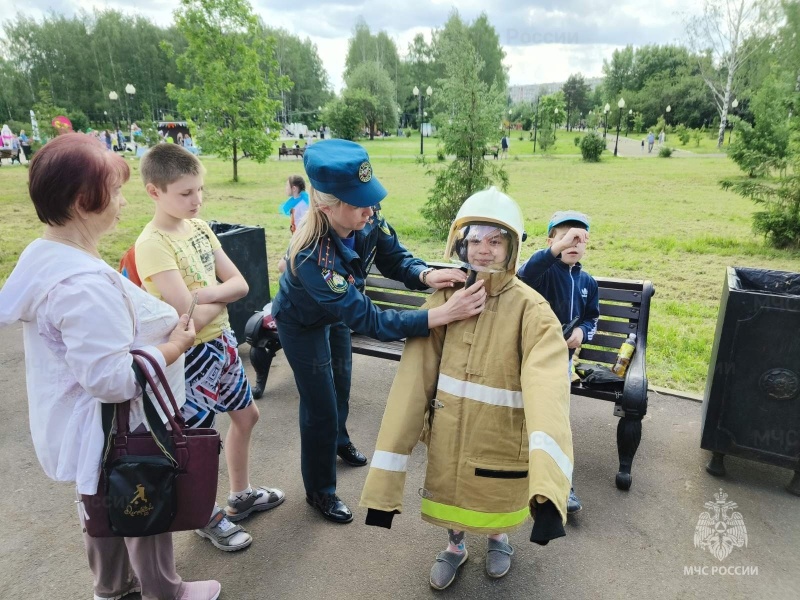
[376, 213, 391, 236]
[322, 268, 348, 293]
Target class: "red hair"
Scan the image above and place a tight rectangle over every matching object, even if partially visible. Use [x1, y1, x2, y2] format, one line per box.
[28, 133, 131, 226]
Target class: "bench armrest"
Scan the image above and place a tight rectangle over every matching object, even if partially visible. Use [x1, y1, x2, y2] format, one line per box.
[619, 281, 655, 417]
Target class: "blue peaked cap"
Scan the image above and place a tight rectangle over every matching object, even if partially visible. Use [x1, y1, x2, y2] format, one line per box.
[548, 210, 590, 234]
[303, 139, 387, 208]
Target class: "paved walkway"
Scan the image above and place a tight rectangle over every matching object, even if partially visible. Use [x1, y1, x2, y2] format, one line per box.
[602, 135, 718, 158]
[0, 323, 797, 599]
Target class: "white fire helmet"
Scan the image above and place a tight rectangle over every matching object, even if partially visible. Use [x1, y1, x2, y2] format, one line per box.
[444, 187, 527, 273]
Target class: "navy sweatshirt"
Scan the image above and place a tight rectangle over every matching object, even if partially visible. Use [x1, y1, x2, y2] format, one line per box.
[517, 248, 599, 348]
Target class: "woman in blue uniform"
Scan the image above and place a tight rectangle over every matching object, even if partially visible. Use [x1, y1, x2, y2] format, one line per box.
[272, 139, 487, 523]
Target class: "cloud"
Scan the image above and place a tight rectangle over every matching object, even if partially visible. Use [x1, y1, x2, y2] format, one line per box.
[5, 0, 701, 92]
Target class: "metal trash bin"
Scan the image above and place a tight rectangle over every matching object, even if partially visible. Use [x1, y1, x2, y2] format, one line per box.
[701, 267, 800, 495]
[208, 222, 269, 344]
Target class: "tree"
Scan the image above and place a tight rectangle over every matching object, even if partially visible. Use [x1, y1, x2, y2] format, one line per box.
[422, 25, 507, 236]
[166, 0, 290, 182]
[467, 13, 508, 90]
[4, 10, 185, 124]
[536, 93, 567, 152]
[602, 46, 636, 99]
[344, 61, 398, 139]
[266, 26, 332, 124]
[720, 1, 800, 248]
[323, 96, 363, 141]
[402, 33, 436, 127]
[562, 74, 590, 131]
[32, 81, 69, 140]
[432, 11, 507, 91]
[344, 20, 401, 80]
[685, 0, 779, 147]
[727, 77, 791, 177]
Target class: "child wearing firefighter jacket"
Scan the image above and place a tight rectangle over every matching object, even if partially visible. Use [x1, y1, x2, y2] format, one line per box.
[360, 188, 573, 590]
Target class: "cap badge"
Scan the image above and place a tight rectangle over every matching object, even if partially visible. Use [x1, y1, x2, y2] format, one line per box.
[358, 161, 372, 183]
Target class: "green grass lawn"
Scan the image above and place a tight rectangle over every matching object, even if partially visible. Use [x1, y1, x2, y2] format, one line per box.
[2, 151, 799, 394]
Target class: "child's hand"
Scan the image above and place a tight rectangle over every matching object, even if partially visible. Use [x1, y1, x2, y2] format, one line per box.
[554, 228, 589, 255]
[566, 328, 584, 349]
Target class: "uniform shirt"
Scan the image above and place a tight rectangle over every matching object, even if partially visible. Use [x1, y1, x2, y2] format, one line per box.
[272, 209, 430, 341]
[517, 248, 599, 348]
[136, 219, 231, 345]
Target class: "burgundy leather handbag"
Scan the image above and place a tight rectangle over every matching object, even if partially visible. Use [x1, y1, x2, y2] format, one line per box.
[80, 350, 221, 537]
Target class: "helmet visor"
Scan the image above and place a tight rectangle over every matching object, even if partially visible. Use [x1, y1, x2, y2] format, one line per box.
[448, 223, 515, 273]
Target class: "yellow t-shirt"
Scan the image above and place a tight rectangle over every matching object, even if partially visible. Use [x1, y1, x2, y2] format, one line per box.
[135, 219, 230, 345]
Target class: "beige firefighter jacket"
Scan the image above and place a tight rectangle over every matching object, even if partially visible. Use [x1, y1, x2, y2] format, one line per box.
[360, 269, 574, 534]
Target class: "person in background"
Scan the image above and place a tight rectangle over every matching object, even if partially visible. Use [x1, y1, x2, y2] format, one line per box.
[517, 210, 600, 516]
[1, 124, 13, 147]
[0, 133, 221, 600]
[19, 129, 30, 159]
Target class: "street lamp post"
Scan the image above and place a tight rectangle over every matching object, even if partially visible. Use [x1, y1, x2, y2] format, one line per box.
[108, 91, 119, 130]
[532, 96, 540, 153]
[553, 107, 559, 140]
[603, 103, 610, 138]
[626, 108, 632, 136]
[125, 84, 136, 125]
[665, 104, 671, 128]
[507, 108, 513, 138]
[614, 98, 625, 156]
[728, 98, 739, 145]
[413, 85, 432, 155]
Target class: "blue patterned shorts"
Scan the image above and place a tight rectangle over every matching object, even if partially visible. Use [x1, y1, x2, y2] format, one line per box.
[181, 329, 253, 429]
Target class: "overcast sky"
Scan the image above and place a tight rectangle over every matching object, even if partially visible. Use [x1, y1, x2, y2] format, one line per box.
[6, 0, 700, 91]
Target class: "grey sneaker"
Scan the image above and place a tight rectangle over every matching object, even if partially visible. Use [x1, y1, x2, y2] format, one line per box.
[486, 535, 514, 578]
[430, 550, 468, 590]
[567, 488, 583, 514]
[195, 507, 253, 552]
[226, 486, 285, 522]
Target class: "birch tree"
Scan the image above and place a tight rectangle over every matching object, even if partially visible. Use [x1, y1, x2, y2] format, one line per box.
[685, 0, 778, 147]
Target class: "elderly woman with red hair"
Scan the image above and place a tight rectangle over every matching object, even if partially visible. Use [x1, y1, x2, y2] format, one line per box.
[0, 134, 221, 600]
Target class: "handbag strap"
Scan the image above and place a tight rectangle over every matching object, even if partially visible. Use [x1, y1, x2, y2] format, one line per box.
[131, 348, 186, 427]
[131, 357, 179, 467]
[98, 358, 179, 469]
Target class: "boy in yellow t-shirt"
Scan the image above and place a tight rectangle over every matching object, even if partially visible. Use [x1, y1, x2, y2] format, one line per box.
[136, 144, 285, 553]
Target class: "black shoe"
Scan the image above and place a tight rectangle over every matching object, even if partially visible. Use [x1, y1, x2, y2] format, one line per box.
[251, 375, 266, 400]
[337, 442, 368, 467]
[306, 493, 354, 524]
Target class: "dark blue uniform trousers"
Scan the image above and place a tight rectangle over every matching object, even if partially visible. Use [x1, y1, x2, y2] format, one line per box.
[277, 319, 353, 496]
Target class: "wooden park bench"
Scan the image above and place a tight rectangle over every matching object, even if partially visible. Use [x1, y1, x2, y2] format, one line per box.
[278, 146, 305, 159]
[246, 264, 655, 491]
[0, 147, 21, 165]
[483, 145, 500, 159]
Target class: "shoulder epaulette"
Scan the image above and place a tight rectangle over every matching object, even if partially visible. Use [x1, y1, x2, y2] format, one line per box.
[317, 236, 336, 269]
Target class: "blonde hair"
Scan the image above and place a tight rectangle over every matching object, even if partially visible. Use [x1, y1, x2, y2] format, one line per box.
[288, 187, 341, 274]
